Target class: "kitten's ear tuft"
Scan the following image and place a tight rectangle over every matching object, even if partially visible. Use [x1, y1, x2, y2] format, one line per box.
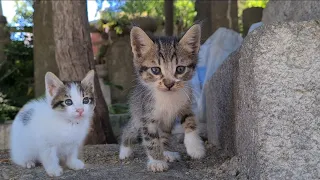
[45, 72, 64, 97]
[130, 26, 153, 58]
[81, 70, 95, 93]
[179, 24, 201, 54]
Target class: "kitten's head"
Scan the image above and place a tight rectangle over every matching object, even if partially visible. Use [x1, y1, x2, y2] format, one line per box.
[44, 70, 95, 122]
[130, 24, 201, 92]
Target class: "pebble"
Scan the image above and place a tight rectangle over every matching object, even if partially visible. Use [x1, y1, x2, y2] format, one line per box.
[2, 172, 9, 180]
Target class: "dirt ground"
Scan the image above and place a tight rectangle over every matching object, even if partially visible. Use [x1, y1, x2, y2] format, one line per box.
[0, 142, 244, 180]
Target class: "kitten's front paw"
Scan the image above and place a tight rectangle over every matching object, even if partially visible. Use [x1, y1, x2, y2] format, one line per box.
[163, 151, 181, 162]
[119, 145, 133, 159]
[46, 166, 63, 177]
[67, 159, 85, 170]
[184, 131, 205, 159]
[147, 159, 168, 172]
[26, 161, 36, 169]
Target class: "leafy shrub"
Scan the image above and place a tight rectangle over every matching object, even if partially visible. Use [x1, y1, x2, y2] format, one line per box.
[0, 40, 34, 108]
[238, 0, 269, 35]
[108, 103, 129, 114]
[98, 0, 196, 35]
[0, 93, 19, 123]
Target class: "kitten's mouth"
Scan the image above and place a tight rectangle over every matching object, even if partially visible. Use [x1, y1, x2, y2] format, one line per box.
[76, 115, 84, 119]
[158, 88, 177, 92]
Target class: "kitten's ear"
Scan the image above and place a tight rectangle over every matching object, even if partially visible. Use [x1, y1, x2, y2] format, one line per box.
[130, 26, 153, 58]
[45, 72, 64, 97]
[81, 70, 95, 93]
[179, 24, 201, 54]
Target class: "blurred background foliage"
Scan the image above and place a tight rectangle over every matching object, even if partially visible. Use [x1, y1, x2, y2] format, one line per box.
[96, 0, 196, 35]
[238, 0, 268, 33]
[0, 41, 34, 107]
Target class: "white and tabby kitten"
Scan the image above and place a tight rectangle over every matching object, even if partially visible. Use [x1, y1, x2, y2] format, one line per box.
[119, 24, 205, 172]
[10, 70, 95, 177]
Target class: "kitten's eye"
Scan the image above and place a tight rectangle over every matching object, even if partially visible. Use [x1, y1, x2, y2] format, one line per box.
[176, 66, 186, 74]
[151, 67, 161, 75]
[65, 99, 73, 106]
[83, 97, 90, 104]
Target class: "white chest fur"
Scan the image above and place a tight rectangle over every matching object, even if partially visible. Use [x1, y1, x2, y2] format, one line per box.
[152, 89, 189, 125]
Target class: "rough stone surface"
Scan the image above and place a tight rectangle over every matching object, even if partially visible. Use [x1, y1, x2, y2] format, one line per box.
[197, 27, 242, 126]
[262, 0, 320, 24]
[205, 20, 320, 179]
[0, 123, 11, 150]
[236, 21, 320, 179]
[204, 51, 239, 157]
[0, 143, 244, 180]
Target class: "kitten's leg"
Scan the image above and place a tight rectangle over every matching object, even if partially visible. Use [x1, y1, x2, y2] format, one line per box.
[119, 120, 139, 159]
[181, 113, 205, 159]
[39, 147, 63, 177]
[142, 119, 168, 172]
[160, 127, 180, 162]
[10, 147, 36, 169]
[65, 145, 85, 170]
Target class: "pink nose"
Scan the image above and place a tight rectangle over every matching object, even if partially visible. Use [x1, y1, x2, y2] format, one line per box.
[76, 108, 84, 115]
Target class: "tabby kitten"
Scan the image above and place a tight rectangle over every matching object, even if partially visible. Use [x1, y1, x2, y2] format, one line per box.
[119, 24, 205, 172]
[10, 70, 95, 177]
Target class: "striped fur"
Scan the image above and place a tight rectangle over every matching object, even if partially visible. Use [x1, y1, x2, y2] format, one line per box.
[119, 24, 205, 172]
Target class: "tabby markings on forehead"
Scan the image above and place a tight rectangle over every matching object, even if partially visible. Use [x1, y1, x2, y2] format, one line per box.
[154, 40, 161, 65]
[63, 81, 85, 94]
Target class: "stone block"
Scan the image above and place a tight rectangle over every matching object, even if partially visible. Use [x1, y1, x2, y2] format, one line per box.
[206, 20, 320, 179]
[236, 21, 320, 179]
[0, 122, 11, 150]
[204, 51, 239, 156]
[262, 0, 320, 24]
[197, 27, 242, 137]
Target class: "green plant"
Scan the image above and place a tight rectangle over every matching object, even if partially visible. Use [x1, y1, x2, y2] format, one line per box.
[100, 11, 131, 34]
[238, 0, 269, 35]
[244, 0, 268, 8]
[174, 0, 197, 34]
[12, 0, 34, 27]
[0, 93, 19, 123]
[108, 103, 129, 114]
[105, 81, 124, 91]
[98, 0, 196, 35]
[0, 40, 34, 107]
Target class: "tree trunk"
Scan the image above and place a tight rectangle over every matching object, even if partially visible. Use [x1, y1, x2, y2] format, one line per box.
[211, 0, 238, 32]
[0, 15, 9, 64]
[33, 0, 59, 97]
[195, 0, 238, 43]
[51, 0, 117, 144]
[164, 0, 174, 36]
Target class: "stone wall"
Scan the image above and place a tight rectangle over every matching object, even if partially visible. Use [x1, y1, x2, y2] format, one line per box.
[0, 122, 11, 150]
[262, 0, 320, 24]
[205, 20, 320, 179]
[204, 51, 239, 157]
[197, 27, 242, 139]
